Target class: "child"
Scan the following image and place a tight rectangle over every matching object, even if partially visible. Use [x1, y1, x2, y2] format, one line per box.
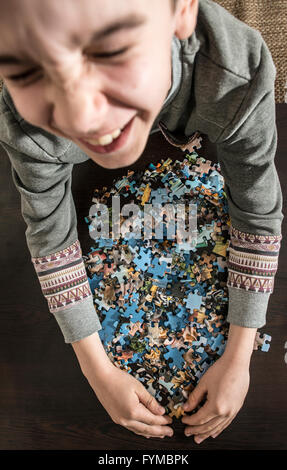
[0, 0, 283, 443]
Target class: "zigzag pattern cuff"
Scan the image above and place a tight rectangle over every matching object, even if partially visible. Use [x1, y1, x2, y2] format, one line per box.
[227, 226, 282, 294]
[31, 240, 93, 313]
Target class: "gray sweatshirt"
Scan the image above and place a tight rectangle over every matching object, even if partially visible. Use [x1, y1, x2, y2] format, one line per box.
[0, 0, 283, 343]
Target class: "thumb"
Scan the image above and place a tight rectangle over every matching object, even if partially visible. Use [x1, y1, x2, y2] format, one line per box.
[183, 381, 207, 412]
[137, 387, 165, 415]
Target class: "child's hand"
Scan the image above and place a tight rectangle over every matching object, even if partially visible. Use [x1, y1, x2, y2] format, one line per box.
[181, 354, 250, 443]
[87, 362, 174, 439]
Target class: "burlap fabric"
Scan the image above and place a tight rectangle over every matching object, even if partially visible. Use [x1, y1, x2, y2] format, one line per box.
[0, 0, 286, 102]
[214, 0, 287, 103]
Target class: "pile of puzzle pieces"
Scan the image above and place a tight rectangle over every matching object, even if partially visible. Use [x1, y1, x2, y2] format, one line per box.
[83, 149, 271, 419]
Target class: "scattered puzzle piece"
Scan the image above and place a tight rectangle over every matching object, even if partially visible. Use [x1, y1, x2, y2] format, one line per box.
[254, 332, 272, 352]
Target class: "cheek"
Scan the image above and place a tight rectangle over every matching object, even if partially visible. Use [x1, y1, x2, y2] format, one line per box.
[105, 53, 171, 108]
[8, 86, 49, 127]
[5, 88, 35, 122]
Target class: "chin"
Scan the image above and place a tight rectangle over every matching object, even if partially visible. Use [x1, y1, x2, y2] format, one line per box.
[91, 152, 142, 170]
[86, 133, 148, 170]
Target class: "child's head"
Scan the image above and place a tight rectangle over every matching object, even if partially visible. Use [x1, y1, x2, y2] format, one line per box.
[0, 0, 198, 169]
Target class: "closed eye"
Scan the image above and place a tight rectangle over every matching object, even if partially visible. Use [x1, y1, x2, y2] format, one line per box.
[6, 47, 129, 82]
[7, 67, 39, 82]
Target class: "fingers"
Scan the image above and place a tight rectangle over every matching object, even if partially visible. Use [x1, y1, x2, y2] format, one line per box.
[183, 382, 207, 413]
[136, 402, 173, 427]
[186, 417, 234, 444]
[137, 386, 167, 417]
[126, 420, 174, 439]
[210, 417, 233, 439]
[183, 415, 223, 437]
[182, 400, 217, 427]
[182, 398, 228, 442]
[192, 418, 226, 443]
[112, 383, 175, 438]
[122, 400, 173, 439]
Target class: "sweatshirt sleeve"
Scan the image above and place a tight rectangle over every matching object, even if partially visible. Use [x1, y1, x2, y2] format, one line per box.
[0, 92, 102, 343]
[214, 38, 284, 328]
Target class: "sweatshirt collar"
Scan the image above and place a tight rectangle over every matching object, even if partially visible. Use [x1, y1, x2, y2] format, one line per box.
[162, 35, 183, 109]
[150, 30, 200, 137]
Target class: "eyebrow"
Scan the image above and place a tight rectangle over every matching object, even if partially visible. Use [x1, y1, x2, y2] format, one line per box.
[0, 13, 146, 66]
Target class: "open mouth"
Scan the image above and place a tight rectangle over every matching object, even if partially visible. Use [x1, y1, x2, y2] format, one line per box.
[78, 116, 135, 155]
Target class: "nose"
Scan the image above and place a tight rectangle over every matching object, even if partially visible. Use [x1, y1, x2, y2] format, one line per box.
[48, 83, 108, 139]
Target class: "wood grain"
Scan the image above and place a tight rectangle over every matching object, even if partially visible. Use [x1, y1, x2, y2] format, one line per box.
[0, 107, 286, 450]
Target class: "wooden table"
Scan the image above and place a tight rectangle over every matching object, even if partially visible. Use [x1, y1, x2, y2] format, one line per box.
[0, 105, 286, 450]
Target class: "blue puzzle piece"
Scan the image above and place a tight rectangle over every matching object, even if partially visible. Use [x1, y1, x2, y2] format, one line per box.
[128, 352, 144, 364]
[96, 238, 116, 249]
[111, 265, 129, 283]
[192, 336, 207, 348]
[174, 303, 188, 319]
[184, 290, 203, 311]
[147, 257, 168, 278]
[150, 187, 171, 205]
[121, 300, 139, 319]
[119, 322, 132, 336]
[163, 346, 185, 370]
[208, 171, 223, 192]
[208, 333, 226, 355]
[261, 334, 272, 352]
[99, 307, 120, 345]
[133, 247, 152, 271]
[181, 165, 191, 179]
[88, 272, 104, 293]
[168, 178, 187, 199]
[185, 178, 201, 191]
[164, 311, 183, 331]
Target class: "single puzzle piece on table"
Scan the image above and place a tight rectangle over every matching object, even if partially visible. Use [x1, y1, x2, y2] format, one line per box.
[253, 332, 272, 352]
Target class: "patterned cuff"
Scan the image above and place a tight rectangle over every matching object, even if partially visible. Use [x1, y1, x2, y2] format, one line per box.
[31, 239, 93, 313]
[227, 226, 282, 293]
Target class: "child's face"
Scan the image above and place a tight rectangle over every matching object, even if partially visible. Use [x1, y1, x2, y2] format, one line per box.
[0, 0, 198, 169]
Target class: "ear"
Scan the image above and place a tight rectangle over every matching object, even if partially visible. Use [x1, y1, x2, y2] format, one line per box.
[173, 0, 199, 40]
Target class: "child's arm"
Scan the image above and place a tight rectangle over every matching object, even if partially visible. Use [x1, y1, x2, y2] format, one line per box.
[71, 331, 174, 439]
[0, 84, 101, 344]
[215, 36, 283, 332]
[181, 35, 283, 442]
[0, 86, 172, 438]
[181, 324, 256, 443]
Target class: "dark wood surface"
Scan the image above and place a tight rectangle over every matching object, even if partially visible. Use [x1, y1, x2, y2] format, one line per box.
[0, 105, 286, 450]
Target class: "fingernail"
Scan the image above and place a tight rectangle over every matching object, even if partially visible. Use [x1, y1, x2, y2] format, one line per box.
[195, 438, 203, 444]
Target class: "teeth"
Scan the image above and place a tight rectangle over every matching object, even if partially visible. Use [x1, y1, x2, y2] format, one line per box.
[111, 128, 122, 139]
[97, 134, 113, 145]
[85, 128, 122, 146]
